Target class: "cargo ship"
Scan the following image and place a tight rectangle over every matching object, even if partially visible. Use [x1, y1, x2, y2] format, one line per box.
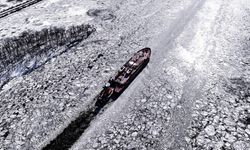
[95, 47, 151, 107]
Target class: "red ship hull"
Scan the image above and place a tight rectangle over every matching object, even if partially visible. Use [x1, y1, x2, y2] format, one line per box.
[95, 47, 151, 107]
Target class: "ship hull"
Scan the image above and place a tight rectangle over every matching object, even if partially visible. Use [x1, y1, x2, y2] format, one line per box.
[94, 48, 151, 108]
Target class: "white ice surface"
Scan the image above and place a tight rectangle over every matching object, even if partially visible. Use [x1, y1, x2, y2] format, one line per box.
[0, 0, 97, 38]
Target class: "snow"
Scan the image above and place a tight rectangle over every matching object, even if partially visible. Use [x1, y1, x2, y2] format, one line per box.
[0, 0, 20, 11]
[71, 0, 250, 149]
[204, 125, 216, 136]
[67, 7, 88, 16]
[0, 0, 97, 38]
[1, 0, 250, 149]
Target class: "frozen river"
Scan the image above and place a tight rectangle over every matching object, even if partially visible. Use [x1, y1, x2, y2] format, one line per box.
[0, 0, 249, 149]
